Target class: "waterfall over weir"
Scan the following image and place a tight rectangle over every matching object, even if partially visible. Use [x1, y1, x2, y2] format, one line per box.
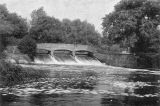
[34, 50, 103, 66]
[34, 43, 103, 66]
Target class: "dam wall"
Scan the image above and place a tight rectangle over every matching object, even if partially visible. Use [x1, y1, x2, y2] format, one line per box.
[95, 53, 137, 68]
[35, 43, 102, 65]
[37, 43, 96, 53]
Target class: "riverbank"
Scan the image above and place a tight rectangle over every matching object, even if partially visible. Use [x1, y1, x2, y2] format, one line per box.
[0, 60, 49, 87]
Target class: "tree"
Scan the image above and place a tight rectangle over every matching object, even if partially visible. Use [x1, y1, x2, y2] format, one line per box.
[0, 4, 28, 58]
[62, 19, 101, 46]
[31, 7, 47, 26]
[30, 16, 64, 43]
[17, 36, 37, 61]
[0, 4, 28, 39]
[30, 7, 65, 43]
[102, 0, 160, 54]
[0, 4, 12, 54]
[7, 13, 28, 38]
[0, 4, 9, 20]
[30, 7, 101, 45]
[61, 19, 73, 43]
[0, 19, 13, 56]
[0, 3, 28, 49]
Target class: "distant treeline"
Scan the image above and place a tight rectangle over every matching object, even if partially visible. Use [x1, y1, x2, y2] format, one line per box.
[0, 5, 102, 50]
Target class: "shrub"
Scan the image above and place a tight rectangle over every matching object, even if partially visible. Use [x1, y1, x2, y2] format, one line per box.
[0, 60, 49, 87]
[18, 36, 37, 61]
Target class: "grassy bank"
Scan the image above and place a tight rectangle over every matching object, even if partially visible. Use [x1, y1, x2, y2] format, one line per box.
[0, 60, 49, 87]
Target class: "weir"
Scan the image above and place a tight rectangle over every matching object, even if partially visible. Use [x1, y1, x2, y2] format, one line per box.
[34, 43, 103, 65]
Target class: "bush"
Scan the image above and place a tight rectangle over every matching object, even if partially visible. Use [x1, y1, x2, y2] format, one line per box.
[18, 36, 37, 61]
[0, 60, 24, 86]
[0, 60, 49, 87]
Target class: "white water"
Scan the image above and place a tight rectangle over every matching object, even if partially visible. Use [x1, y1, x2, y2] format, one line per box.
[75, 55, 103, 66]
[34, 54, 59, 64]
[34, 54, 104, 66]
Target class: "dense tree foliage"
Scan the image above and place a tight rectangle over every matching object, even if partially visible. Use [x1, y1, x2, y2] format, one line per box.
[31, 7, 47, 26]
[17, 36, 37, 60]
[7, 13, 28, 38]
[0, 4, 28, 53]
[0, 4, 28, 39]
[0, 20, 13, 52]
[29, 7, 101, 46]
[62, 19, 101, 46]
[30, 7, 68, 43]
[102, 0, 160, 54]
[30, 15, 64, 43]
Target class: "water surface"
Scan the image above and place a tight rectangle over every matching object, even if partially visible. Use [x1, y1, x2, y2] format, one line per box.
[0, 64, 160, 106]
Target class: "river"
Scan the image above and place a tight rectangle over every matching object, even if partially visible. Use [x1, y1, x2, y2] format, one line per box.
[0, 64, 160, 106]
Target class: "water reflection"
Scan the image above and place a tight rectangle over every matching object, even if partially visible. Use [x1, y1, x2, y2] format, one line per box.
[124, 96, 160, 106]
[128, 71, 160, 83]
[123, 70, 160, 106]
[29, 94, 47, 106]
[0, 94, 19, 106]
[101, 97, 124, 106]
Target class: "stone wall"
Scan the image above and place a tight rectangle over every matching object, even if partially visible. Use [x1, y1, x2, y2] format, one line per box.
[95, 53, 137, 68]
[136, 53, 160, 69]
[152, 55, 160, 69]
[95, 52, 160, 69]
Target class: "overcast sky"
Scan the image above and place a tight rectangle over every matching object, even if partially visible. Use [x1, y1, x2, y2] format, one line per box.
[1, 0, 120, 33]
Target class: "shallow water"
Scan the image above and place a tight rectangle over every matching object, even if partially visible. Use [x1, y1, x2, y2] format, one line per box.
[0, 64, 160, 106]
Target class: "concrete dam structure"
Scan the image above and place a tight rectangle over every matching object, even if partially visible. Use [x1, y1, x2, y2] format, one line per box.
[35, 43, 102, 65]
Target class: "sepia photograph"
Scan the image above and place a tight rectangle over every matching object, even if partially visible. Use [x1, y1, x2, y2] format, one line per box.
[0, 0, 160, 106]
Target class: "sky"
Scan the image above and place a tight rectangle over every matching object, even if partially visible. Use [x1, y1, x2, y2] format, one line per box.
[1, 0, 120, 33]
